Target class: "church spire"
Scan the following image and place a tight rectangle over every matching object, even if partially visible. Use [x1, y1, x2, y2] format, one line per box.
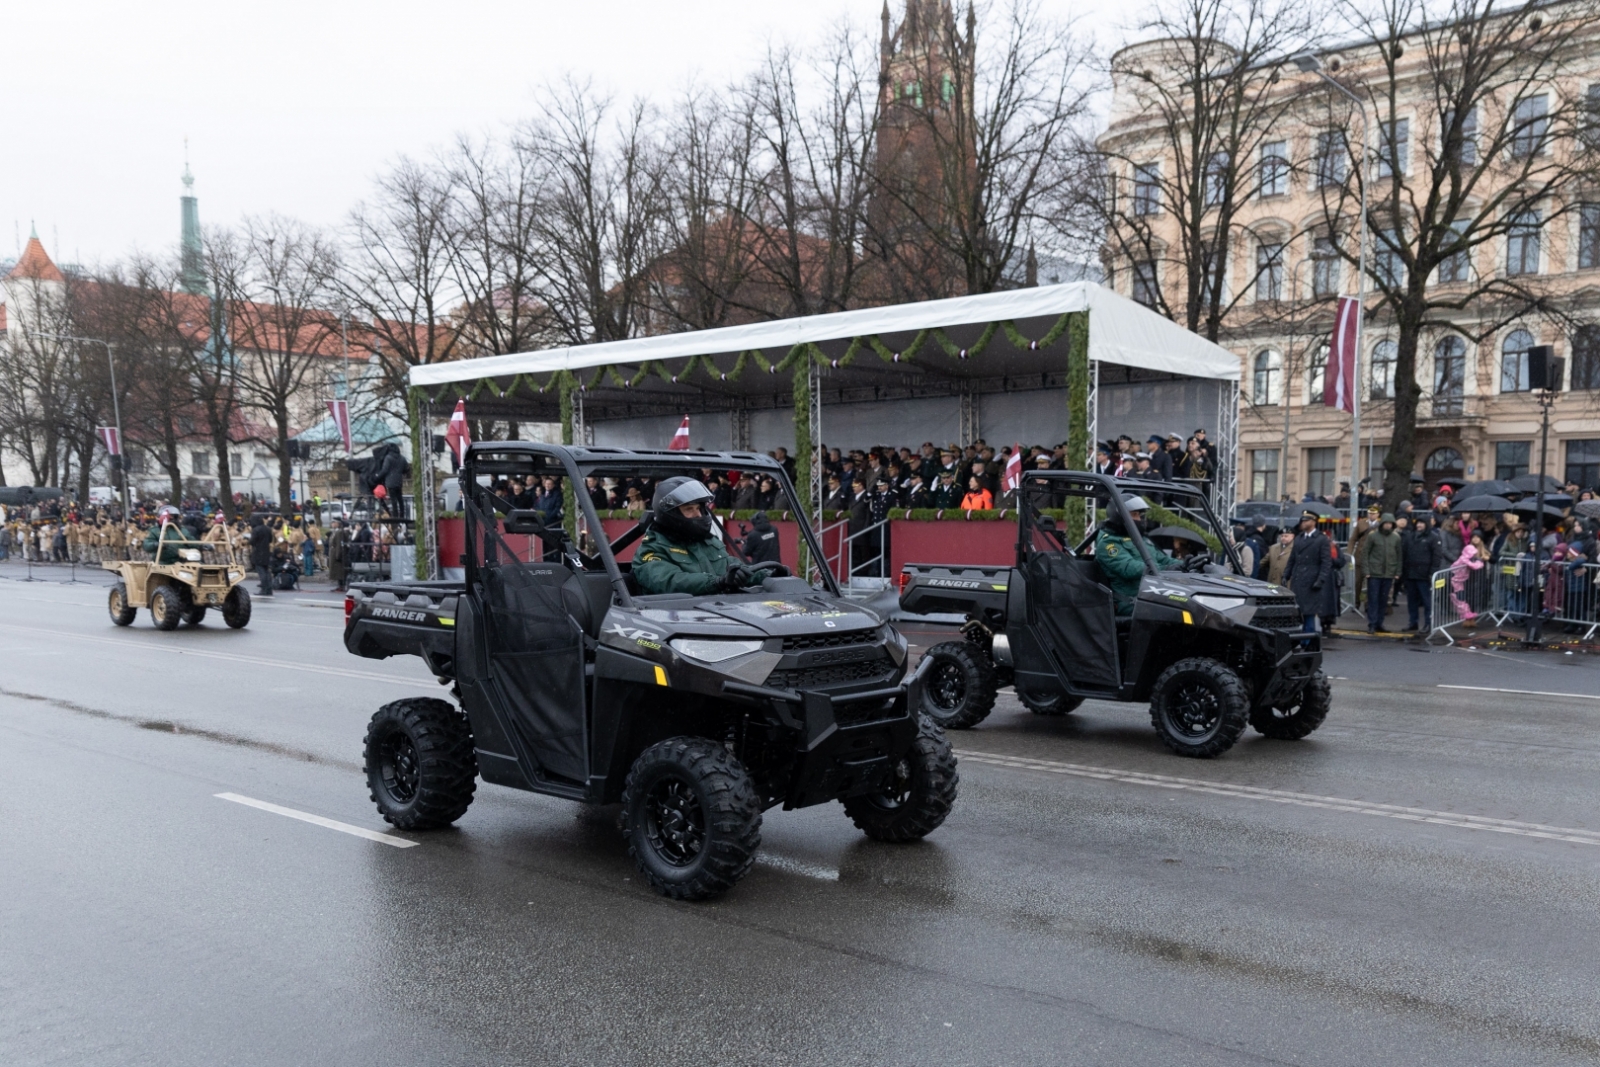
[180, 140, 206, 295]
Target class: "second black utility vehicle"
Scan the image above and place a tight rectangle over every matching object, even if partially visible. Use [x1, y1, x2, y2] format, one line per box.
[899, 471, 1329, 758]
[345, 444, 956, 900]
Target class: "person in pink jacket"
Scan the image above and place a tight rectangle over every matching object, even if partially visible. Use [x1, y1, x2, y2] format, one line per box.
[1451, 533, 1487, 626]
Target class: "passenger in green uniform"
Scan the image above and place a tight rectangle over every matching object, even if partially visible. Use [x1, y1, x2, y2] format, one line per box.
[142, 505, 194, 565]
[1095, 494, 1183, 616]
[633, 477, 787, 595]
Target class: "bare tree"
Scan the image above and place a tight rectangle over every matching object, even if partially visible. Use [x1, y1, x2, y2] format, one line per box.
[1098, 0, 1323, 340]
[215, 217, 340, 508]
[1316, 0, 1600, 506]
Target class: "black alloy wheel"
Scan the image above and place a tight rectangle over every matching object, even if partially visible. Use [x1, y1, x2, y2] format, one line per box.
[842, 715, 959, 842]
[915, 642, 997, 729]
[621, 737, 761, 901]
[643, 777, 706, 867]
[376, 730, 420, 805]
[363, 698, 477, 830]
[1148, 657, 1249, 758]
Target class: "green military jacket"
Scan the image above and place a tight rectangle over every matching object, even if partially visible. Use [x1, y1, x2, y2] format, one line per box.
[142, 522, 189, 565]
[1363, 527, 1403, 579]
[633, 527, 749, 595]
[1095, 528, 1181, 615]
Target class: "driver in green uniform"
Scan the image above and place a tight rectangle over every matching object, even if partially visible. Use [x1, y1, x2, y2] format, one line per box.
[633, 477, 788, 595]
[142, 505, 195, 565]
[1096, 494, 1183, 616]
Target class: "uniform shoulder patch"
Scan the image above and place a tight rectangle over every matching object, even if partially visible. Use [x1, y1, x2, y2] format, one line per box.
[638, 552, 661, 563]
[668, 547, 689, 555]
[1105, 543, 1118, 555]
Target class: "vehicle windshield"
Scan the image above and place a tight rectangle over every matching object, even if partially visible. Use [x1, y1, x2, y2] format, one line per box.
[1019, 473, 1244, 575]
[460, 448, 839, 597]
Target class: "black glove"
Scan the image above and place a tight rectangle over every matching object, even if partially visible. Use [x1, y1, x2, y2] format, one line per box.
[1311, 582, 1323, 592]
[759, 563, 791, 578]
[718, 564, 754, 592]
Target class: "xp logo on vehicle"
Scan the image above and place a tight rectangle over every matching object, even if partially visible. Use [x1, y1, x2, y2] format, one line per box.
[606, 623, 662, 642]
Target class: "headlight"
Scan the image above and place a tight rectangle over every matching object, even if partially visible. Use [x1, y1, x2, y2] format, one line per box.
[177, 571, 196, 583]
[182, 549, 201, 562]
[880, 624, 907, 665]
[1192, 595, 1256, 625]
[228, 571, 243, 582]
[669, 638, 766, 663]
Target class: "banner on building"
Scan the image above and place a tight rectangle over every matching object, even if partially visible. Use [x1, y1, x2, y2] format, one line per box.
[326, 399, 352, 452]
[1323, 295, 1360, 415]
[445, 399, 471, 467]
[669, 415, 691, 451]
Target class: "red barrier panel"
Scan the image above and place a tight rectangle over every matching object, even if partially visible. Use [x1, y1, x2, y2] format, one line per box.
[888, 517, 1016, 577]
[439, 514, 1019, 578]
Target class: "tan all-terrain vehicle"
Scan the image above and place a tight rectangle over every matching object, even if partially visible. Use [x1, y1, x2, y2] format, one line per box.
[105, 521, 252, 630]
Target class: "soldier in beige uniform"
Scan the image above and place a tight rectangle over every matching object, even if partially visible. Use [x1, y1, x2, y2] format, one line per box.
[64, 520, 80, 562]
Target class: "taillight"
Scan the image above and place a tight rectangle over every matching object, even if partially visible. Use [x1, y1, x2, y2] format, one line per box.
[344, 595, 354, 624]
[896, 571, 911, 591]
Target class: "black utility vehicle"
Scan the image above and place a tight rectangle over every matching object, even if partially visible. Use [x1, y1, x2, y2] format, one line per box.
[345, 444, 956, 900]
[899, 471, 1329, 758]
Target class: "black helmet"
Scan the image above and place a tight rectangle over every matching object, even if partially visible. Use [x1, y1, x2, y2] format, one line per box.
[652, 476, 715, 541]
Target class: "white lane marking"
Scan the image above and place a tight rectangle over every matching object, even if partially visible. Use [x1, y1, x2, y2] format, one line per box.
[1437, 684, 1600, 702]
[954, 750, 1600, 848]
[757, 852, 841, 881]
[0, 622, 437, 689]
[215, 793, 417, 848]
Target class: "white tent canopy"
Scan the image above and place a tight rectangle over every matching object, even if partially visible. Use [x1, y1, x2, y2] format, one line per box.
[409, 282, 1240, 388]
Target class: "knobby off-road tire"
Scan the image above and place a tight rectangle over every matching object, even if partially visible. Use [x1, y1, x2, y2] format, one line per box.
[183, 604, 207, 627]
[1250, 670, 1332, 740]
[1148, 657, 1250, 758]
[222, 586, 251, 629]
[621, 737, 762, 901]
[364, 698, 477, 830]
[1018, 686, 1084, 716]
[917, 641, 997, 730]
[108, 582, 136, 627]
[149, 585, 184, 631]
[843, 716, 959, 842]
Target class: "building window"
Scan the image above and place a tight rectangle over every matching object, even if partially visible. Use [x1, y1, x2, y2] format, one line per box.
[1311, 236, 1340, 297]
[1375, 229, 1405, 288]
[1433, 335, 1467, 416]
[1307, 343, 1328, 403]
[1133, 163, 1161, 216]
[1256, 240, 1284, 302]
[1204, 152, 1229, 207]
[1579, 204, 1600, 270]
[1425, 447, 1465, 484]
[1510, 94, 1549, 159]
[1253, 350, 1283, 405]
[1506, 208, 1541, 275]
[1573, 324, 1600, 390]
[1584, 85, 1600, 150]
[1306, 447, 1338, 500]
[1495, 441, 1531, 481]
[1131, 259, 1159, 307]
[1251, 449, 1280, 500]
[1314, 131, 1346, 187]
[1378, 118, 1409, 177]
[1567, 439, 1600, 490]
[1445, 106, 1478, 166]
[1437, 220, 1470, 283]
[1370, 339, 1398, 399]
[191, 449, 213, 476]
[1501, 328, 1535, 392]
[1259, 141, 1288, 197]
[229, 452, 244, 477]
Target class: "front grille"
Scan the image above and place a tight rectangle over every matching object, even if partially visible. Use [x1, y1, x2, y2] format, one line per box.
[1252, 597, 1301, 631]
[834, 698, 900, 727]
[782, 629, 877, 652]
[766, 657, 895, 690]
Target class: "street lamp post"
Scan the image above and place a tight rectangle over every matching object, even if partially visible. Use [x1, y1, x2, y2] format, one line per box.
[1293, 52, 1370, 541]
[40, 333, 130, 520]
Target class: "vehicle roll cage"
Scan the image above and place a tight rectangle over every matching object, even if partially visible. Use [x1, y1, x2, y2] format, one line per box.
[1017, 471, 1245, 576]
[458, 442, 842, 607]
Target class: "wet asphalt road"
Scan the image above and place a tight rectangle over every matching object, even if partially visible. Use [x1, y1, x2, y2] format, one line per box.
[3, 569, 1600, 1065]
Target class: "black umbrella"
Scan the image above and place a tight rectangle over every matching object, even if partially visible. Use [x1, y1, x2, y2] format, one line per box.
[1511, 501, 1566, 518]
[1147, 525, 1210, 546]
[1510, 473, 1564, 493]
[1543, 493, 1574, 508]
[1460, 479, 1519, 497]
[1452, 494, 1513, 513]
[1575, 500, 1600, 519]
[1435, 476, 1468, 489]
[1297, 501, 1338, 517]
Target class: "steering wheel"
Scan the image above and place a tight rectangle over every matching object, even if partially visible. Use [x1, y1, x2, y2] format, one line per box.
[1182, 551, 1213, 573]
[746, 561, 791, 580]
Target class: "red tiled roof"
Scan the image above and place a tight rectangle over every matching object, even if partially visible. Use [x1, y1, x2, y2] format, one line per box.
[8, 237, 65, 282]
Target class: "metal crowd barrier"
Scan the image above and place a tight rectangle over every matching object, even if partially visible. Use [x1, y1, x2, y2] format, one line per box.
[1429, 554, 1600, 645]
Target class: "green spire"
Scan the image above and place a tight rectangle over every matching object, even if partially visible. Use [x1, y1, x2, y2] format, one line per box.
[180, 140, 206, 295]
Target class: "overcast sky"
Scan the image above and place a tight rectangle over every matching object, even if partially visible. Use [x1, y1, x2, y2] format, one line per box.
[7, 0, 1121, 270]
